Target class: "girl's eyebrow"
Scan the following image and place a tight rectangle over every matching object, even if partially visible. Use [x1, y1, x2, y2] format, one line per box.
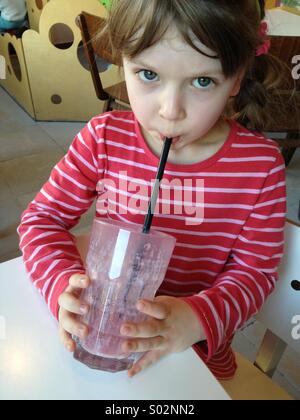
[129, 59, 223, 78]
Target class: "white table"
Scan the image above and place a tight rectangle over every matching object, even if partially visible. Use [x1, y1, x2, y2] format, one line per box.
[267, 9, 300, 36]
[0, 257, 230, 400]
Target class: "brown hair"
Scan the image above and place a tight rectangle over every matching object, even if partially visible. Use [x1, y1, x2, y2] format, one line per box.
[104, 0, 282, 131]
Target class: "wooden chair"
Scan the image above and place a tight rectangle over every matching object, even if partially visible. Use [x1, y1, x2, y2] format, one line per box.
[258, 36, 300, 222]
[222, 220, 300, 400]
[76, 12, 130, 112]
[262, 36, 300, 167]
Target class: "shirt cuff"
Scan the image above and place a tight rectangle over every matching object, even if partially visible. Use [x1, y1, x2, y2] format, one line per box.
[181, 295, 215, 363]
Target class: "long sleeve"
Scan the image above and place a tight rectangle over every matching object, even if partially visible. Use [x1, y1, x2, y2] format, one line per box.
[182, 150, 286, 365]
[18, 118, 106, 320]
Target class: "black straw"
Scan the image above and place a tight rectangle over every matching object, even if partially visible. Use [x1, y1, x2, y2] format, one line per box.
[142, 138, 173, 234]
[122, 138, 173, 305]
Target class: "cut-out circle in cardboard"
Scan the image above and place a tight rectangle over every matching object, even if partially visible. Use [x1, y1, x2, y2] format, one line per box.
[8, 43, 22, 81]
[291, 280, 300, 291]
[35, 0, 44, 10]
[77, 41, 111, 72]
[49, 23, 74, 50]
[51, 94, 62, 105]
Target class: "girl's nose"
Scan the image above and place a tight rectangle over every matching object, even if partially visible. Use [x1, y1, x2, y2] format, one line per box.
[158, 88, 186, 122]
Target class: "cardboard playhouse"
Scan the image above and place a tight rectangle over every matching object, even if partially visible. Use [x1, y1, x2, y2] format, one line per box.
[0, 0, 122, 121]
[266, 0, 300, 14]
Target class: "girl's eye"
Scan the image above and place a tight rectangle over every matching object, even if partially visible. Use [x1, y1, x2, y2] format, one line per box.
[193, 77, 214, 89]
[137, 70, 159, 83]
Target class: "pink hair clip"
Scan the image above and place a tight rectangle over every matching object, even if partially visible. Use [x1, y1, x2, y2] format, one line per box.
[256, 21, 271, 57]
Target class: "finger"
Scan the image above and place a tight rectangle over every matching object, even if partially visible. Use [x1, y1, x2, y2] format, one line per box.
[120, 317, 164, 338]
[60, 310, 89, 340]
[128, 349, 167, 378]
[122, 335, 166, 353]
[69, 273, 90, 289]
[58, 292, 89, 316]
[58, 325, 76, 353]
[136, 299, 169, 320]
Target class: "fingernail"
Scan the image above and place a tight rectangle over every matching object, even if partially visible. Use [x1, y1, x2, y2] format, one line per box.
[66, 341, 73, 352]
[80, 304, 88, 314]
[137, 301, 145, 311]
[80, 277, 87, 286]
[121, 325, 131, 336]
[125, 341, 134, 351]
[129, 367, 140, 377]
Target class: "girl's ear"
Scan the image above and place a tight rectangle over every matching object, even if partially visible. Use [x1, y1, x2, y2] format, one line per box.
[230, 69, 246, 97]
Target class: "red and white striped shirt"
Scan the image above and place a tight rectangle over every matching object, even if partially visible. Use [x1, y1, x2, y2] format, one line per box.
[18, 111, 286, 380]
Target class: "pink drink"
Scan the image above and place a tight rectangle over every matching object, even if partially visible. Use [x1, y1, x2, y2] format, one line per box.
[74, 219, 176, 372]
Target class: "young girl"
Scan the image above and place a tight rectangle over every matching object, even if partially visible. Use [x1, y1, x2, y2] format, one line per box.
[18, 0, 286, 380]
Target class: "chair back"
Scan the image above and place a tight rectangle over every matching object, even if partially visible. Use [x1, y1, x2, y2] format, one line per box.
[76, 12, 115, 101]
[77, 12, 117, 65]
[256, 220, 300, 353]
[262, 36, 300, 149]
[269, 35, 300, 91]
[76, 11, 129, 110]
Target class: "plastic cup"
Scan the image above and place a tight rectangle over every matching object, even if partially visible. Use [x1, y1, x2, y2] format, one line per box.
[73, 219, 176, 372]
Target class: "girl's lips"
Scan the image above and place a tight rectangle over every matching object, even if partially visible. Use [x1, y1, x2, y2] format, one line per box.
[159, 134, 181, 144]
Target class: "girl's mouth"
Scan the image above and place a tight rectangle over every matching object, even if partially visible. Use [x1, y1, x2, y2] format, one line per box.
[159, 134, 181, 145]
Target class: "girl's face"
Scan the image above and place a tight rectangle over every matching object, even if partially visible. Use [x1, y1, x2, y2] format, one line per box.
[122, 27, 243, 151]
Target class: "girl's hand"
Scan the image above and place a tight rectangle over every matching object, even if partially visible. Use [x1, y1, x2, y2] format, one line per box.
[120, 296, 205, 377]
[58, 274, 90, 352]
